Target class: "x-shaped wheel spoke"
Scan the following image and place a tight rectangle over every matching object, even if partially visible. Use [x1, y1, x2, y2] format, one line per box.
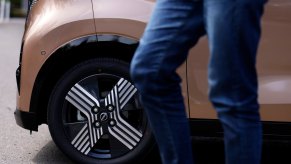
[65, 84, 103, 154]
[105, 78, 142, 150]
[65, 78, 143, 155]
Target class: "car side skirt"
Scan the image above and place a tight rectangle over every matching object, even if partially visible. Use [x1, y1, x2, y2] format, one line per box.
[189, 119, 291, 141]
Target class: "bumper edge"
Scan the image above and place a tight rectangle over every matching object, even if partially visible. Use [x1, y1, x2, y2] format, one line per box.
[14, 109, 38, 131]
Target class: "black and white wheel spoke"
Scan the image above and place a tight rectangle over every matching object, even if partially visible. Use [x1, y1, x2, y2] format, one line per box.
[105, 78, 142, 150]
[65, 83, 102, 155]
[65, 78, 143, 156]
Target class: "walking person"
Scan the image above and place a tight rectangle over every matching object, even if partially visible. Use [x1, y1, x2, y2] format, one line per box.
[130, 0, 267, 163]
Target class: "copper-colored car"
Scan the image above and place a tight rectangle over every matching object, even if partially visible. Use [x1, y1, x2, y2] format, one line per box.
[15, 0, 291, 163]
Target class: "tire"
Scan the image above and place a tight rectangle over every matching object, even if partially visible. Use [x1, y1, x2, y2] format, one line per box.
[48, 58, 155, 164]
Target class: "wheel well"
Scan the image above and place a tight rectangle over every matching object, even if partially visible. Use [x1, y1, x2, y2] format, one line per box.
[31, 40, 138, 125]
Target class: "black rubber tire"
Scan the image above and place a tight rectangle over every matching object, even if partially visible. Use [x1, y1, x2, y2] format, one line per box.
[47, 58, 155, 164]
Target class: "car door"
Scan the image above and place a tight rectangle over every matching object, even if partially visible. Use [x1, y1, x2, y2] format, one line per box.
[186, 0, 291, 121]
[90, 0, 191, 114]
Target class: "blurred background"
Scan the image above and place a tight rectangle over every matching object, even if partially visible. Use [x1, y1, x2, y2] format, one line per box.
[10, 0, 28, 17]
[0, 0, 27, 23]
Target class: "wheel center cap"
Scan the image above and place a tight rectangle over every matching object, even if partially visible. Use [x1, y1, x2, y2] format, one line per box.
[99, 112, 108, 122]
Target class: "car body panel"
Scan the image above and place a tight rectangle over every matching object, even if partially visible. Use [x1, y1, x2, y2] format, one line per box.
[91, 0, 191, 115]
[18, 0, 95, 112]
[16, 0, 290, 127]
[187, 0, 291, 121]
[92, 0, 154, 39]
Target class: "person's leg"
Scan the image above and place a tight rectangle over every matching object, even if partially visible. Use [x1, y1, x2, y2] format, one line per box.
[204, 0, 266, 163]
[130, 0, 205, 163]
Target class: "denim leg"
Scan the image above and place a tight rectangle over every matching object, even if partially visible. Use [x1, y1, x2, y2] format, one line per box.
[130, 0, 205, 163]
[204, 0, 265, 163]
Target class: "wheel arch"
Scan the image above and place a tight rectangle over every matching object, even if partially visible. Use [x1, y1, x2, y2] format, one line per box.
[30, 34, 139, 125]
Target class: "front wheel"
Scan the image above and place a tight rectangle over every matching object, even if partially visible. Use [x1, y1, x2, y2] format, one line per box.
[48, 58, 155, 163]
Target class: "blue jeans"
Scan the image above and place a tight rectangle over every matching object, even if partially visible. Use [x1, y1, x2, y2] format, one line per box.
[130, 0, 265, 163]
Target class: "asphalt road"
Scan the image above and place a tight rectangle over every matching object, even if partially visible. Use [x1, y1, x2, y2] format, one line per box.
[1, 19, 291, 164]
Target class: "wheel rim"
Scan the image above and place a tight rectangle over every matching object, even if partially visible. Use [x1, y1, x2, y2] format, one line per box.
[61, 74, 146, 159]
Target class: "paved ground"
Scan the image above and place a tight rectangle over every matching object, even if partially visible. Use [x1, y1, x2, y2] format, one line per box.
[0, 19, 73, 164]
[1, 19, 291, 164]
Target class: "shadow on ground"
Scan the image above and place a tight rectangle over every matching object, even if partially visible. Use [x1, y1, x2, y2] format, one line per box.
[191, 137, 291, 164]
[33, 140, 74, 164]
[32, 138, 291, 164]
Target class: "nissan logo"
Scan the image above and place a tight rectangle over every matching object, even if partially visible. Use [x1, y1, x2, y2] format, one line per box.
[100, 112, 108, 122]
